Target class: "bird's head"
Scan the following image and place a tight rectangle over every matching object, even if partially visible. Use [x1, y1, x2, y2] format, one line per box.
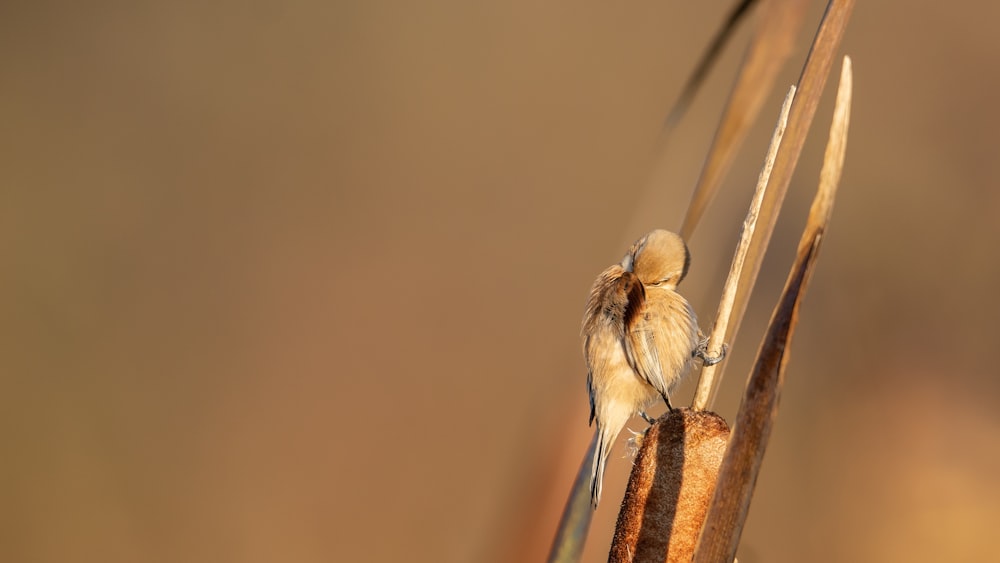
[622, 229, 690, 289]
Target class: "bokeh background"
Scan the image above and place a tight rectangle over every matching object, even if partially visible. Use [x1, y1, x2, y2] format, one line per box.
[3, 1, 999, 561]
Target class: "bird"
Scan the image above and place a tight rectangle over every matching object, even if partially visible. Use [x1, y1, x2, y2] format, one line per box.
[582, 229, 716, 507]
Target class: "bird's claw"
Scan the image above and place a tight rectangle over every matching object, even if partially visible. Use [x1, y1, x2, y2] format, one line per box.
[696, 342, 728, 366]
[660, 392, 674, 413]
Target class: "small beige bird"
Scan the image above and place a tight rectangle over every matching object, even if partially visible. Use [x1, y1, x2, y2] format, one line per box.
[582, 229, 718, 507]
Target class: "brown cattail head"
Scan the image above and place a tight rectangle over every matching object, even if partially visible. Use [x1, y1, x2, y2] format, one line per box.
[609, 409, 730, 563]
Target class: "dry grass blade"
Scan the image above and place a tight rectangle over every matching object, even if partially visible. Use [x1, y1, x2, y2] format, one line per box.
[679, 0, 808, 240]
[546, 431, 598, 563]
[692, 85, 796, 411]
[661, 0, 758, 134]
[692, 56, 853, 562]
[695, 0, 855, 409]
[813, 57, 852, 219]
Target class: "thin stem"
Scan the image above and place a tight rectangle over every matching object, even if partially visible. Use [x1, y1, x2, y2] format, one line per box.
[692, 85, 795, 411]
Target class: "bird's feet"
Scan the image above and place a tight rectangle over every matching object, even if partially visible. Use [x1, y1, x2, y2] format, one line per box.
[659, 392, 674, 413]
[696, 342, 728, 366]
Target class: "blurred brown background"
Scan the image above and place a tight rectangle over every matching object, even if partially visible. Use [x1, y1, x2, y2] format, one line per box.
[3, 1, 999, 562]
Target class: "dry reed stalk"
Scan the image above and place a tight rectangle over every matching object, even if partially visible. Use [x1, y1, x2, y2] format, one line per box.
[691, 85, 795, 412]
[693, 55, 852, 562]
[679, 0, 808, 240]
[693, 0, 856, 410]
[661, 0, 757, 134]
[546, 432, 598, 563]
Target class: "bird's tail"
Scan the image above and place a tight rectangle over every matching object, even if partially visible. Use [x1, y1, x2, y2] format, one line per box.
[590, 413, 627, 508]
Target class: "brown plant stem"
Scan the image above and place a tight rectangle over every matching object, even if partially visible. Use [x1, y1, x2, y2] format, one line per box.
[696, 0, 856, 410]
[692, 85, 795, 411]
[679, 0, 808, 240]
[546, 431, 598, 563]
[692, 55, 852, 562]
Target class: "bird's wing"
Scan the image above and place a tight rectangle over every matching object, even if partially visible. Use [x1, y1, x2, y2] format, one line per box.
[624, 290, 695, 398]
[583, 266, 643, 424]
